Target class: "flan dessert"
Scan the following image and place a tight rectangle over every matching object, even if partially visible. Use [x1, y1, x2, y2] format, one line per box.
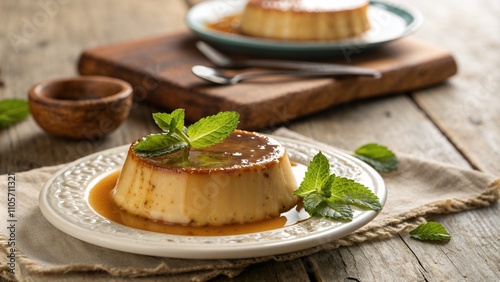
[112, 130, 298, 227]
[239, 0, 371, 41]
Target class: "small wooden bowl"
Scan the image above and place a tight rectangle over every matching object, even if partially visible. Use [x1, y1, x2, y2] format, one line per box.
[28, 76, 133, 140]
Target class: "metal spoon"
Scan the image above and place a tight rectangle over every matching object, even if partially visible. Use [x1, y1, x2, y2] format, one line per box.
[196, 41, 382, 78]
[192, 65, 378, 85]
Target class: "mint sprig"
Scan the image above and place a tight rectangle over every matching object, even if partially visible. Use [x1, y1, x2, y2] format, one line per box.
[133, 133, 188, 157]
[0, 99, 30, 128]
[294, 152, 382, 221]
[409, 222, 451, 241]
[353, 143, 398, 173]
[133, 109, 239, 157]
[187, 111, 240, 148]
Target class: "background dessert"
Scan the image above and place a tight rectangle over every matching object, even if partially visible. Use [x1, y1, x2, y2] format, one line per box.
[239, 0, 371, 41]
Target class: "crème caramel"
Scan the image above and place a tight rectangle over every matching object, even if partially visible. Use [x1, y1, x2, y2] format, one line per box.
[112, 130, 298, 227]
[240, 0, 371, 41]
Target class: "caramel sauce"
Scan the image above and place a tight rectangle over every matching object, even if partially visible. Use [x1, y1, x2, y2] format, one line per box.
[89, 168, 308, 236]
[135, 130, 284, 171]
[206, 14, 241, 35]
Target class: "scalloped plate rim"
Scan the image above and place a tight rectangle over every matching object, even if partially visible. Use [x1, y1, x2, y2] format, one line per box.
[38, 135, 386, 259]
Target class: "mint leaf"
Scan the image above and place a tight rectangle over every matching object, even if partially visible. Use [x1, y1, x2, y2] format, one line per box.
[409, 222, 451, 241]
[321, 175, 335, 198]
[133, 133, 189, 157]
[293, 152, 330, 197]
[295, 151, 382, 222]
[302, 191, 324, 211]
[329, 176, 382, 211]
[187, 111, 239, 148]
[316, 201, 353, 221]
[153, 109, 185, 133]
[354, 143, 398, 173]
[0, 99, 30, 128]
[134, 109, 240, 157]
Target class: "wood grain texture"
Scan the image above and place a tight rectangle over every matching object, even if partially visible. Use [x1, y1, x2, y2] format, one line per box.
[77, 33, 457, 130]
[408, 0, 500, 176]
[288, 95, 471, 166]
[214, 259, 310, 282]
[1, 0, 498, 281]
[0, 0, 178, 172]
[288, 94, 499, 282]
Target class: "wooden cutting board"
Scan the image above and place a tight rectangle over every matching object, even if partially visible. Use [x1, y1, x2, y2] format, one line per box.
[78, 31, 457, 130]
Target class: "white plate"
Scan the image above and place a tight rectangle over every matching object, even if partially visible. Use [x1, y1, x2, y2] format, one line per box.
[186, 0, 423, 58]
[39, 135, 386, 259]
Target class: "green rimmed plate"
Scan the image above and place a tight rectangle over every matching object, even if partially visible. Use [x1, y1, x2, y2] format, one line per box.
[186, 0, 423, 59]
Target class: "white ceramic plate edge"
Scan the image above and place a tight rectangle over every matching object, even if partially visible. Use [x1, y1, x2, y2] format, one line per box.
[38, 135, 386, 259]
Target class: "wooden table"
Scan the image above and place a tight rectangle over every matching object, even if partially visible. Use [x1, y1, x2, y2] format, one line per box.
[1, 0, 498, 281]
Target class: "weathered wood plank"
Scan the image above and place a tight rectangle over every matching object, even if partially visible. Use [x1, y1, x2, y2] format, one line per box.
[406, 0, 500, 175]
[399, 206, 500, 281]
[288, 95, 471, 167]
[213, 259, 310, 282]
[0, 0, 178, 172]
[305, 205, 500, 282]
[307, 238, 425, 281]
[288, 76, 499, 282]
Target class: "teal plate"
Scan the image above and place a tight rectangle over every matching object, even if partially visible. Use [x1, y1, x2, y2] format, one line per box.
[186, 0, 423, 59]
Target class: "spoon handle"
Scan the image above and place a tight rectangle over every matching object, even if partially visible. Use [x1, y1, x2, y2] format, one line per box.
[196, 41, 381, 77]
[242, 59, 381, 77]
[232, 69, 380, 84]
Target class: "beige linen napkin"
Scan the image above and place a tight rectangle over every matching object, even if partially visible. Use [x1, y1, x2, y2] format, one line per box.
[1, 128, 499, 282]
